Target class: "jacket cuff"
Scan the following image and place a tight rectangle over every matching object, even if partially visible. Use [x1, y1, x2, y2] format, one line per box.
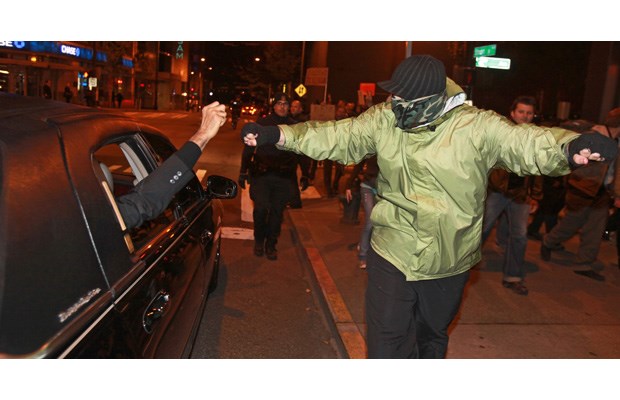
[176, 141, 202, 170]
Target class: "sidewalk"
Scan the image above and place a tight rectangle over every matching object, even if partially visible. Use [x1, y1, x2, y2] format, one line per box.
[288, 174, 620, 359]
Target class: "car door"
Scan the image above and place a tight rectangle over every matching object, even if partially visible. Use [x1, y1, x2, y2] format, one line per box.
[92, 130, 216, 358]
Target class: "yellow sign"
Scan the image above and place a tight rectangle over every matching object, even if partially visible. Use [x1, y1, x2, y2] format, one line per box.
[295, 84, 307, 97]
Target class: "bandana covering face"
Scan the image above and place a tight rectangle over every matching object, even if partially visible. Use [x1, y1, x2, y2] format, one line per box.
[391, 89, 449, 130]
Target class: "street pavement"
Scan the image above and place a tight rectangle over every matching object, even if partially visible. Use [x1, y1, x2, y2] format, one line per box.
[288, 167, 620, 360]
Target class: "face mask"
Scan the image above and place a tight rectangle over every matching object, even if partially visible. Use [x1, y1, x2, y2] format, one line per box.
[391, 90, 448, 130]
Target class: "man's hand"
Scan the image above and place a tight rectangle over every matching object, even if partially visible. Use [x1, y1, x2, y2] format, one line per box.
[190, 102, 227, 150]
[569, 132, 618, 166]
[241, 122, 282, 147]
[345, 189, 352, 203]
[238, 173, 249, 190]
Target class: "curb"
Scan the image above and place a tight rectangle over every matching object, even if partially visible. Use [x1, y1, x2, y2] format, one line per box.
[287, 208, 367, 359]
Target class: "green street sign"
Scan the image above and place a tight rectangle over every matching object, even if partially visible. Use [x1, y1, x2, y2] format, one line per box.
[475, 56, 511, 70]
[473, 44, 497, 57]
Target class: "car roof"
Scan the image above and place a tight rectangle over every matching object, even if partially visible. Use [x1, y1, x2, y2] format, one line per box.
[0, 92, 132, 119]
[0, 93, 133, 127]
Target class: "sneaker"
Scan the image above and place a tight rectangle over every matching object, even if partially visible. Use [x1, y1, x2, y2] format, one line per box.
[265, 247, 278, 260]
[502, 280, 529, 296]
[254, 243, 264, 257]
[359, 260, 367, 269]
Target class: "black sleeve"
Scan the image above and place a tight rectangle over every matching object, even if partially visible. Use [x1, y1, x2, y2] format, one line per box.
[116, 143, 197, 230]
[240, 145, 255, 174]
[298, 155, 311, 177]
[346, 160, 365, 190]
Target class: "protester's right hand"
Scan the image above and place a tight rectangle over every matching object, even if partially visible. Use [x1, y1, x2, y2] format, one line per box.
[241, 123, 281, 147]
[238, 173, 249, 190]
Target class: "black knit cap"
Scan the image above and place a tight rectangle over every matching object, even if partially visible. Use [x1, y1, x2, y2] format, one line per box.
[378, 55, 446, 100]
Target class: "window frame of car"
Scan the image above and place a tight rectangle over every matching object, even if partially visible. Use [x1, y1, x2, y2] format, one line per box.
[92, 131, 204, 257]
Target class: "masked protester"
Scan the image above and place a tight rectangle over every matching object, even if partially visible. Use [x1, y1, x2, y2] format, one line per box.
[240, 55, 617, 358]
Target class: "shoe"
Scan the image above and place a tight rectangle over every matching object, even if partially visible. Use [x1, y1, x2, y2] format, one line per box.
[540, 242, 552, 261]
[359, 260, 367, 269]
[254, 243, 264, 257]
[527, 231, 542, 241]
[265, 247, 278, 260]
[574, 269, 605, 281]
[502, 281, 529, 296]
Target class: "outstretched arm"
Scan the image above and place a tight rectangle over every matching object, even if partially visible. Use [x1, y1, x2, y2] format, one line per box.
[116, 101, 226, 229]
[241, 123, 285, 147]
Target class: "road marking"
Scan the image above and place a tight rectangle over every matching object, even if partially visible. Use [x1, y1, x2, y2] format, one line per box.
[222, 227, 254, 240]
[196, 169, 207, 182]
[300, 185, 321, 200]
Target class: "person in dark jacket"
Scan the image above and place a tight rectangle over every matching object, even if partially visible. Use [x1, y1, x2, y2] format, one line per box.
[114, 101, 226, 229]
[541, 115, 620, 281]
[481, 96, 542, 296]
[238, 93, 309, 260]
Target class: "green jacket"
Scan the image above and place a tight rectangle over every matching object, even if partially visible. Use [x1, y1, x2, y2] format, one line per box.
[279, 79, 579, 281]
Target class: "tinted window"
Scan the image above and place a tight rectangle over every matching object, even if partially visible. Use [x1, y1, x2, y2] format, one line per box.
[93, 138, 175, 251]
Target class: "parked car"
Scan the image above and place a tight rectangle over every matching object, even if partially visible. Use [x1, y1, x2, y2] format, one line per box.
[0, 93, 237, 358]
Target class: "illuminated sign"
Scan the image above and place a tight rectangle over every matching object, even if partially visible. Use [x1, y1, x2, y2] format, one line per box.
[473, 44, 497, 57]
[475, 56, 511, 70]
[176, 41, 184, 59]
[60, 44, 81, 57]
[0, 41, 26, 49]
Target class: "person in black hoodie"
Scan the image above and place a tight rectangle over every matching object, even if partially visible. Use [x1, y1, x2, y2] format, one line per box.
[238, 93, 309, 260]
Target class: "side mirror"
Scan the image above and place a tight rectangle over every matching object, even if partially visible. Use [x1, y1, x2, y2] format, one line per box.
[205, 175, 238, 199]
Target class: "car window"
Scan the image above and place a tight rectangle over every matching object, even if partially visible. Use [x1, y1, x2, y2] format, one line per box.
[93, 137, 175, 252]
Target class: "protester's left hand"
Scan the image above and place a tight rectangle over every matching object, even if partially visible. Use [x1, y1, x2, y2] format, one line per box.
[569, 132, 618, 166]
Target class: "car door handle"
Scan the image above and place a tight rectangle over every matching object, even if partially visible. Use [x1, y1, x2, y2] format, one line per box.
[142, 291, 170, 334]
[200, 229, 213, 245]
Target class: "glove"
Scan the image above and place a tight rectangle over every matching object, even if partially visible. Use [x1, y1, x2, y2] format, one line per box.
[241, 122, 281, 146]
[568, 132, 618, 167]
[299, 176, 309, 191]
[238, 173, 249, 190]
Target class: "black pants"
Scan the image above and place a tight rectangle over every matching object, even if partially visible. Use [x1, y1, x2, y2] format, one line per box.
[250, 173, 292, 249]
[365, 247, 470, 359]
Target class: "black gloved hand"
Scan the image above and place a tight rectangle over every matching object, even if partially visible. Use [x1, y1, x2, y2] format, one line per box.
[568, 132, 618, 167]
[241, 122, 281, 146]
[299, 176, 309, 191]
[238, 173, 249, 190]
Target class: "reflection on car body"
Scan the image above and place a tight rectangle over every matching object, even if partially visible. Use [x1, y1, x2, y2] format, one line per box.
[0, 93, 236, 358]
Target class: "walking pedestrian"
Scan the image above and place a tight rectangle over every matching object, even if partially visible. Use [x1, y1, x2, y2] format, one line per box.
[541, 112, 620, 281]
[43, 80, 52, 99]
[480, 96, 543, 296]
[238, 93, 309, 260]
[241, 55, 617, 358]
[63, 84, 73, 103]
[116, 92, 124, 109]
